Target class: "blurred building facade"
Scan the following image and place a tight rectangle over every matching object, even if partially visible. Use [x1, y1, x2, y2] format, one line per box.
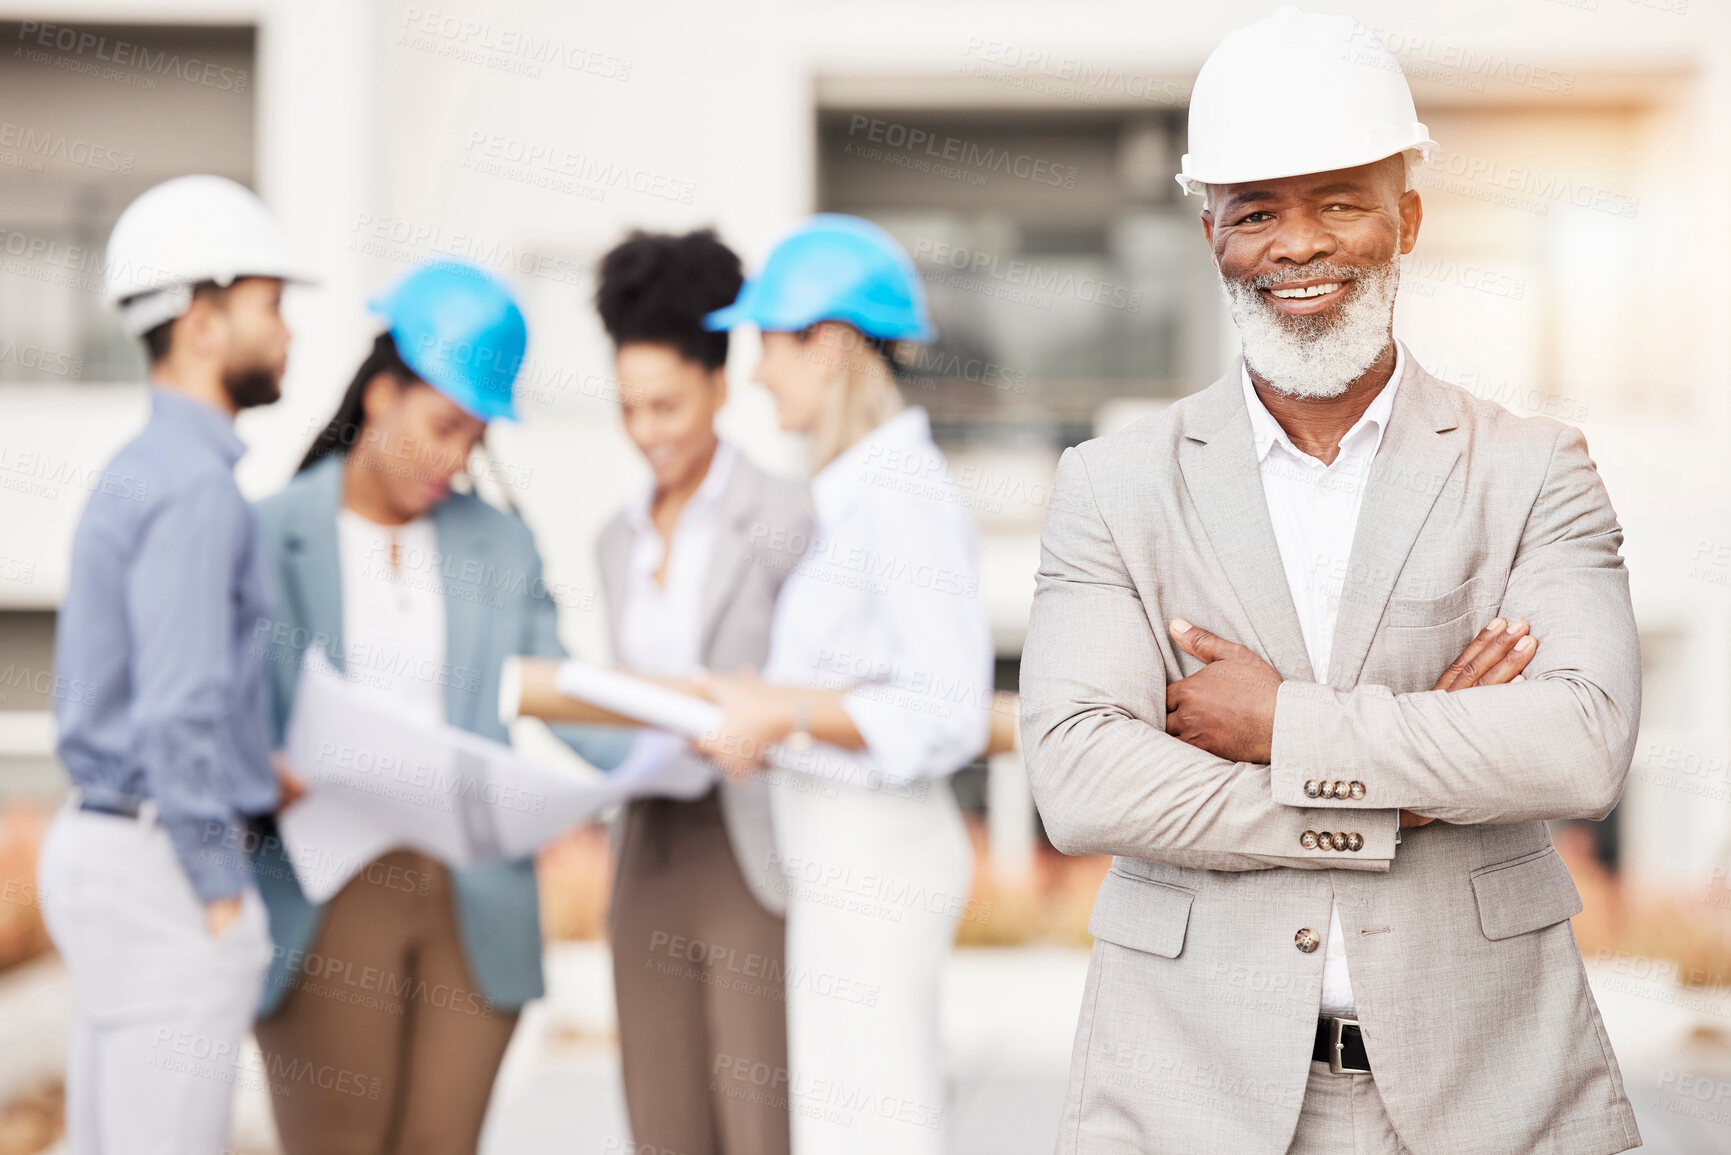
[1, 0, 1728, 895]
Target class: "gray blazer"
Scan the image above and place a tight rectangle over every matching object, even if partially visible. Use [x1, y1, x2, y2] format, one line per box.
[1020, 359, 1642, 1155]
[597, 448, 813, 913]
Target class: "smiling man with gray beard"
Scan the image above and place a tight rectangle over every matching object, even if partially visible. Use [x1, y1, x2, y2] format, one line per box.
[1218, 251, 1403, 401]
[1018, 7, 1641, 1154]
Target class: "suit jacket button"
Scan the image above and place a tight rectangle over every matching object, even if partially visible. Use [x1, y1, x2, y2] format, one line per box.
[1317, 831, 1335, 851]
[1333, 832, 1349, 851]
[1300, 830, 1319, 850]
[1295, 928, 1321, 953]
[1348, 781, 1367, 800]
[1304, 780, 1322, 799]
[1346, 832, 1364, 852]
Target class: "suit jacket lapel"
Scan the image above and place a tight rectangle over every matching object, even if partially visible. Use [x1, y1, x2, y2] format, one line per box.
[596, 457, 760, 668]
[1175, 365, 1316, 682]
[596, 514, 631, 658]
[1326, 364, 1463, 689]
[434, 497, 490, 731]
[698, 463, 760, 663]
[282, 457, 348, 674]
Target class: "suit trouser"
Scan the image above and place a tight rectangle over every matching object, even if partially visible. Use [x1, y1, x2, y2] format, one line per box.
[38, 804, 273, 1155]
[611, 790, 791, 1155]
[1285, 1061, 1412, 1155]
[253, 849, 518, 1155]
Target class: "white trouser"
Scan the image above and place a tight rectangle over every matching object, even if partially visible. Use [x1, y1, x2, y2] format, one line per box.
[38, 804, 271, 1155]
[770, 774, 971, 1155]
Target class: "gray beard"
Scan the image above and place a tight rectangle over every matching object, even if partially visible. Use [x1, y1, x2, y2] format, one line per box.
[1218, 255, 1400, 399]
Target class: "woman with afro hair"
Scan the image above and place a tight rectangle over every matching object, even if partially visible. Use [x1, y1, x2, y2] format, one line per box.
[592, 228, 812, 1155]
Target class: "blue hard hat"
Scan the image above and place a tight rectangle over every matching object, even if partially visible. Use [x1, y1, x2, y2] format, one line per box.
[368, 259, 527, 422]
[703, 214, 935, 342]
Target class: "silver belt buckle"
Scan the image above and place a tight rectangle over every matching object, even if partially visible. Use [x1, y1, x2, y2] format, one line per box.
[1327, 1015, 1369, 1075]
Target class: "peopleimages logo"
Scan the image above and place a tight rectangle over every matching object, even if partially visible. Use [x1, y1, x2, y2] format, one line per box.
[0, 339, 83, 378]
[398, 8, 632, 80]
[1345, 25, 1575, 96]
[1419, 148, 1639, 219]
[0, 445, 149, 502]
[346, 213, 587, 287]
[14, 22, 249, 92]
[845, 116, 1079, 189]
[911, 239, 1143, 313]
[960, 37, 1189, 106]
[462, 132, 695, 204]
[0, 122, 134, 174]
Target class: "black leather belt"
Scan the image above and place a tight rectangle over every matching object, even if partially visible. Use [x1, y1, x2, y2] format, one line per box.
[79, 795, 146, 819]
[81, 796, 277, 823]
[1312, 1016, 1370, 1074]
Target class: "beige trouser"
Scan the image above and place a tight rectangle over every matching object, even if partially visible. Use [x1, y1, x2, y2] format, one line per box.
[254, 850, 517, 1155]
[610, 789, 791, 1155]
[1286, 1060, 1415, 1154]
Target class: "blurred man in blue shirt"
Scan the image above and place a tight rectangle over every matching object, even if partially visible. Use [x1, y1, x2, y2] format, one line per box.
[38, 175, 310, 1155]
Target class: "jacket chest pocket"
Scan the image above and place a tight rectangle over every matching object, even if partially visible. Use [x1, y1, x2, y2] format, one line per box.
[1469, 847, 1583, 940]
[1088, 869, 1196, 958]
[1380, 574, 1500, 630]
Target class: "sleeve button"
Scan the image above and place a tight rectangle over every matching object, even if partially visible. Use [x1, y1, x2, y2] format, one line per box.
[1346, 832, 1364, 852]
[1300, 830, 1320, 850]
[1348, 781, 1366, 800]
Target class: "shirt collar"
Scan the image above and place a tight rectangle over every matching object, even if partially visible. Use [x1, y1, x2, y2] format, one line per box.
[1240, 340, 1406, 467]
[625, 438, 738, 534]
[149, 385, 246, 468]
[812, 406, 933, 518]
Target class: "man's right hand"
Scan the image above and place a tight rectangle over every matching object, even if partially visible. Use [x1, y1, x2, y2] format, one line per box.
[205, 894, 243, 938]
[273, 751, 306, 810]
[1401, 617, 1537, 828]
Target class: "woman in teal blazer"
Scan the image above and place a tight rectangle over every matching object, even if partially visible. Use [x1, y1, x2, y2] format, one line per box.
[247, 261, 629, 1153]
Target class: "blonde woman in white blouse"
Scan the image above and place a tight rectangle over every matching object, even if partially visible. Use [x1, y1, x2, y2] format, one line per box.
[697, 215, 994, 1155]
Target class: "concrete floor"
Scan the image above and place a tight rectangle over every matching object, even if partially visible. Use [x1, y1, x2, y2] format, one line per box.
[8, 942, 1729, 1154]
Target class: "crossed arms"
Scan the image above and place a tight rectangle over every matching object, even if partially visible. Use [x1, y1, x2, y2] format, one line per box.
[1018, 425, 1640, 872]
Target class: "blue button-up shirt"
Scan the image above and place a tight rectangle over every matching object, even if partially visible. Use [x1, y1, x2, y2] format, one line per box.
[54, 388, 277, 900]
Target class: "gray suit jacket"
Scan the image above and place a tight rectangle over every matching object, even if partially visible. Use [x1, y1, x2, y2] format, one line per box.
[1020, 359, 1642, 1155]
[597, 449, 813, 914]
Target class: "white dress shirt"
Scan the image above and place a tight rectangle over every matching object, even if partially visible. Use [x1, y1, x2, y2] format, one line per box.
[335, 508, 447, 727]
[762, 406, 993, 788]
[609, 440, 738, 782]
[1242, 340, 1406, 1017]
[617, 440, 737, 677]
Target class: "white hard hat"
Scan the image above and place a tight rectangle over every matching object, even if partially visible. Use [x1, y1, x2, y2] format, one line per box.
[104, 174, 316, 337]
[1176, 5, 1439, 197]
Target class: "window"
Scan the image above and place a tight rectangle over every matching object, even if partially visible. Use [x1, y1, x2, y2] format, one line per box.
[818, 108, 1217, 447]
[0, 22, 255, 383]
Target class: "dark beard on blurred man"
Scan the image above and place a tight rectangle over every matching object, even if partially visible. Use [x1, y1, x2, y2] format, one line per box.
[225, 365, 282, 410]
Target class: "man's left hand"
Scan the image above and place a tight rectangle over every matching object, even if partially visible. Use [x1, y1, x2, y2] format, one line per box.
[1165, 619, 1282, 763]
